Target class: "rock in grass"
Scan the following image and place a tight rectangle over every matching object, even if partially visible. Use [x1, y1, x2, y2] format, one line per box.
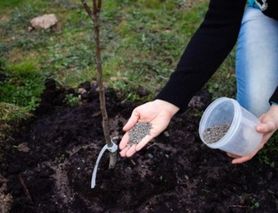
[203, 124, 230, 144]
[128, 122, 152, 145]
[30, 14, 58, 30]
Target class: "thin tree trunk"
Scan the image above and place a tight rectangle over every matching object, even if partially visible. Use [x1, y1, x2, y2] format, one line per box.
[81, 0, 117, 168]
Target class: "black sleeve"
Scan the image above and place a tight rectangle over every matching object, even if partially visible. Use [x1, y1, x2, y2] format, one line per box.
[270, 87, 278, 104]
[156, 0, 246, 112]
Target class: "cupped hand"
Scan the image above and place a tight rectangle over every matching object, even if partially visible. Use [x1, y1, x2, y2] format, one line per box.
[119, 99, 179, 157]
[227, 104, 278, 164]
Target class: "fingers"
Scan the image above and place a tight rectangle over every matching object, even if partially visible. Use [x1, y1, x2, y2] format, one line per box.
[126, 145, 137, 157]
[261, 134, 273, 146]
[119, 134, 137, 157]
[119, 145, 129, 157]
[123, 109, 140, 131]
[119, 131, 154, 157]
[234, 122, 274, 164]
[226, 152, 240, 158]
[232, 155, 253, 164]
[256, 121, 276, 133]
[135, 134, 153, 152]
[231, 151, 257, 164]
[119, 135, 153, 157]
[120, 144, 136, 157]
[119, 133, 129, 150]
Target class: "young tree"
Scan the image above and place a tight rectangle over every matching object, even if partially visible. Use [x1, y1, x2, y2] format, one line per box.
[81, 0, 117, 169]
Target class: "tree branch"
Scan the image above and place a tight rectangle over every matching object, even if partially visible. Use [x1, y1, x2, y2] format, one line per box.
[92, 0, 97, 15]
[81, 0, 93, 18]
[97, 0, 102, 12]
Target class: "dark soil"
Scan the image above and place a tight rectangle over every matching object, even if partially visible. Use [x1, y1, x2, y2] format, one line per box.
[1, 81, 278, 213]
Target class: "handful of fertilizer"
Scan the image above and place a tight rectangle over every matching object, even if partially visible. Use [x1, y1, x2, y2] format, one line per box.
[128, 122, 152, 145]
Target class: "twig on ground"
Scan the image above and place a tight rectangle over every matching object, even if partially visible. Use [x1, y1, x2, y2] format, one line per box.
[18, 174, 33, 204]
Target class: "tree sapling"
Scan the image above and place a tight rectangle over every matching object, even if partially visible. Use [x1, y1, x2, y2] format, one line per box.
[81, 0, 117, 169]
[80, 0, 118, 189]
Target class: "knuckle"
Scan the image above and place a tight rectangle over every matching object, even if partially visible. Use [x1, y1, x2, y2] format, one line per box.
[133, 108, 140, 116]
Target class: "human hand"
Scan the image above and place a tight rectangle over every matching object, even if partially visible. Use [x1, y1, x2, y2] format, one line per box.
[227, 104, 278, 164]
[119, 99, 179, 157]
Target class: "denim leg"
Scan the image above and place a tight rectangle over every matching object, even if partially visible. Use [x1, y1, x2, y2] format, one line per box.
[236, 7, 278, 117]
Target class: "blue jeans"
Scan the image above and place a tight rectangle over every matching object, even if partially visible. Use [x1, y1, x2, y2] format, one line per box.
[236, 7, 278, 117]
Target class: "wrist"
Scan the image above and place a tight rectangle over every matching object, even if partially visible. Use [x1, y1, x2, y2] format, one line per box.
[154, 99, 180, 117]
[269, 104, 278, 128]
[270, 104, 278, 111]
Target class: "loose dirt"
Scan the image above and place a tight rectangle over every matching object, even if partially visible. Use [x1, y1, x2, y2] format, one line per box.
[0, 80, 277, 212]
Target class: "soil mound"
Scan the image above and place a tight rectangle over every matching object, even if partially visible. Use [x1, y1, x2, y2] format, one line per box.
[1, 81, 278, 212]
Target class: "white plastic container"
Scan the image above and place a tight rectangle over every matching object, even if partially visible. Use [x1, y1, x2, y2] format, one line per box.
[199, 97, 263, 156]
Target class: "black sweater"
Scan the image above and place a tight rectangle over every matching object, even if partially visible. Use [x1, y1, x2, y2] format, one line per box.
[156, 0, 278, 111]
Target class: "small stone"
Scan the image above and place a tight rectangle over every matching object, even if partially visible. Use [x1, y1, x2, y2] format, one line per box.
[78, 81, 91, 91]
[30, 14, 58, 30]
[16, 143, 30, 152]
[147, 153, 154, 159]
[78, 88, 87, 95]
[163, 131, 170, 137]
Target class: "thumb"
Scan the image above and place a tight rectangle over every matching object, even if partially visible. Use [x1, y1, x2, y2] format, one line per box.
[256, 121, 276, 133]
[123, 109, 140, 131]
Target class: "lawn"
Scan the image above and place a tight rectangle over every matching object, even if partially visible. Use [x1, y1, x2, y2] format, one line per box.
[1, 0, 236, 121]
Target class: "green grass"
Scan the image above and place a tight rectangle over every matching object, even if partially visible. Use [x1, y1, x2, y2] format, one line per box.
[0, 101, 31, 141]
[0, 102, 31, 123]
[1, 0, 210, 96]
[0, 0, 22, 9]
[0, 0, 248, 134]
[0, 58, 44, 111]
[258, 133, 278, 167]
[0, 57, 43, 139]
